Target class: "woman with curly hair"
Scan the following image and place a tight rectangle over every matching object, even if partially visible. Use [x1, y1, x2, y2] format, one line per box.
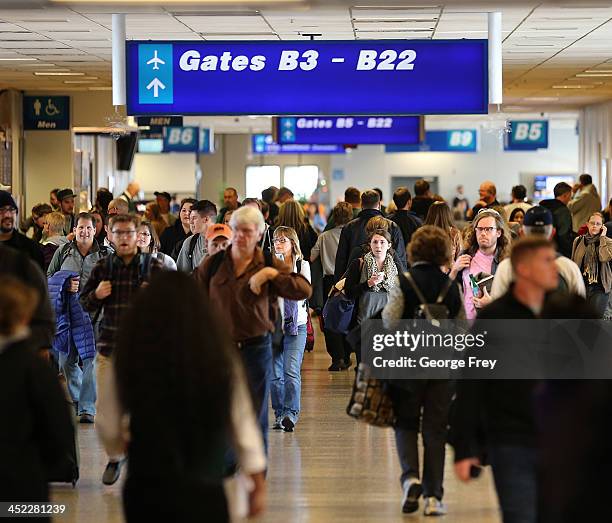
[109, 272, 266, 522]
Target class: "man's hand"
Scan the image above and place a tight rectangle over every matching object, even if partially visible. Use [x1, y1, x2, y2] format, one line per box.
[249, 267, 279, 295]
[473, 287, 492, 309]
[95, 280, 112, 300]
[449, 254, 471, 280]
[247, 472, 266, 518]
[454, 457, 481, 482]
[68, 277, 80, 294]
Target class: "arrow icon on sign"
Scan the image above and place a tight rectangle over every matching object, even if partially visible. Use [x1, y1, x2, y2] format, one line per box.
[146, 78, 166, 98]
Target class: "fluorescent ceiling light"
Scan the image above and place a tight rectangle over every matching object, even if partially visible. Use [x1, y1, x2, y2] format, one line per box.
[63, 80, 99, 84]
[584, 69, 612, 73]
[576, 73, 612, 77]
[34, 71, 85, 76]
[552, 85, 595, 89]
[87, 86, 112, 91]
[0, 57, 37, 61]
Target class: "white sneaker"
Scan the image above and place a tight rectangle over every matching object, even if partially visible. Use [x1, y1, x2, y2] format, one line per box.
[401, 478, 423, 514]
[424, 497, 447, 516]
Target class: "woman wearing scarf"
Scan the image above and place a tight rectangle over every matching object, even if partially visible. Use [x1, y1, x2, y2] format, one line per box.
[270, 226, 311, 433]
[572, 211, 612, 317]
[344, 228, 399, 365]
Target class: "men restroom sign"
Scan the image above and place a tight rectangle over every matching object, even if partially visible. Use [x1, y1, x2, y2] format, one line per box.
[23, 96, 70, 130]
[127, 40, 488, 115]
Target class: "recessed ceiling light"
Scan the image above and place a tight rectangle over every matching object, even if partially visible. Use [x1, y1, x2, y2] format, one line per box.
[34, 72, 85, 76]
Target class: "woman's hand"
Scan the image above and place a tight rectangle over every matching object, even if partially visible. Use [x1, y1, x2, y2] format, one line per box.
[249, 267, 279, 295]
[602, 224, 608, 237]
[367, 272, 385, 288]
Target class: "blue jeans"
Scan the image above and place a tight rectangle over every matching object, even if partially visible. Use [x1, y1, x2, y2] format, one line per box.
[239, 334, 272, 454]
[271, 324, 307, 425]
[58, 343, 96, 416]
[586, 284, 610, 318]
[488, 445, 538, 523]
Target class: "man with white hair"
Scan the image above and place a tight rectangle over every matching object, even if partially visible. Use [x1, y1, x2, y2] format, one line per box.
[491, 206, 585, 299]
[118, 181, 140, 214]
[194, 205, 311, 452]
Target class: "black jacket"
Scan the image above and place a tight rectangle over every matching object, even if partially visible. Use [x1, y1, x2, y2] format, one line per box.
[540, 198, 576, 258]
[0, 339, 74, 505]
[0, 245, 54, 350]
[388, 210, 423, 246]
[159, 220, 190, 257]
[0, 229, 44, 269]
[411, 196, 435, 220]
[334, 209, 407, 281]
[450, 290, 539, 461]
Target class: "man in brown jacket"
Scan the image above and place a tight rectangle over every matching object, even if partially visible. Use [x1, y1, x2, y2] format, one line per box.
[195, 205, 311, 452]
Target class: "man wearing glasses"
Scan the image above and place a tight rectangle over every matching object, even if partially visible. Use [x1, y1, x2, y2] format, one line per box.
[449, 209, 511, 320]
[80, 214, 162, 486]
[0, 190, 44, 269]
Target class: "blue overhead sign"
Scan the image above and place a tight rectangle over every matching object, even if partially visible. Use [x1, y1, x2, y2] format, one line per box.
[385, 130, 478, 153]
[252, 134, 345, 155]
[276, 116, 422, 145]
[163, 126, 199, 152]
[505, 121, 549, 151]
[126, 40, 488, 116]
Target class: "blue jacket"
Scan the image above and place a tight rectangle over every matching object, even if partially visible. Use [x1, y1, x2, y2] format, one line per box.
[47, 270, 96, 360]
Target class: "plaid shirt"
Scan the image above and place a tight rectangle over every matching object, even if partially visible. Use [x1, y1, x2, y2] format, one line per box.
[80, 253, 162, 356]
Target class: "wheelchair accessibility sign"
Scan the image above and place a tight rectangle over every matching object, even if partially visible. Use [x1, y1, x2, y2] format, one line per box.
[23, 96, 70, 130]
[137, 44, 174, 105]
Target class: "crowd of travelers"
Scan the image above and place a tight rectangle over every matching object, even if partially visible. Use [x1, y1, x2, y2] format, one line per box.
[1, 174, 611, 522]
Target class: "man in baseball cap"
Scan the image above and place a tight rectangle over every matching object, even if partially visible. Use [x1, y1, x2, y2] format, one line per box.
[0, 190, 44, 268]
[491, 205, 585, 299]
[57, 188, 76, 236]
[205, 223, 232, 257]
[154, 191, 176, 227]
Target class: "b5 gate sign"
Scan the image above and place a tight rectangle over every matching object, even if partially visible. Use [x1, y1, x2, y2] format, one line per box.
[505, 121, 549, 151]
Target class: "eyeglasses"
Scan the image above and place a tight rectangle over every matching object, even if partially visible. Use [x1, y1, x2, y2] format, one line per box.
[273, 237, 289, 244]
[111, 230, 137, 237]
[475, 226, 497, 234]
[0, 206, 16, 214]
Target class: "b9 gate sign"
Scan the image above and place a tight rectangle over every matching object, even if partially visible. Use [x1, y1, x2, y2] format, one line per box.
[126, 40, 488, 116]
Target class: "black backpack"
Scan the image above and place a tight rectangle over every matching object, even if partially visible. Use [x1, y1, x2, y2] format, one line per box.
[398, 271, 454, 323]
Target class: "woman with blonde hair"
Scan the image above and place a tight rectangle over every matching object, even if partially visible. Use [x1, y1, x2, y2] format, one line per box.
[270, 226, 311, 432]
[276, 200, 318, 260]
[424, 201, 462, 262]
[571, 211, 612, 317]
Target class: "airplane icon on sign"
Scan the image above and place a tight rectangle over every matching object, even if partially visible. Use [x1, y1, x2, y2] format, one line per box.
[146, 50, 165, 70]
